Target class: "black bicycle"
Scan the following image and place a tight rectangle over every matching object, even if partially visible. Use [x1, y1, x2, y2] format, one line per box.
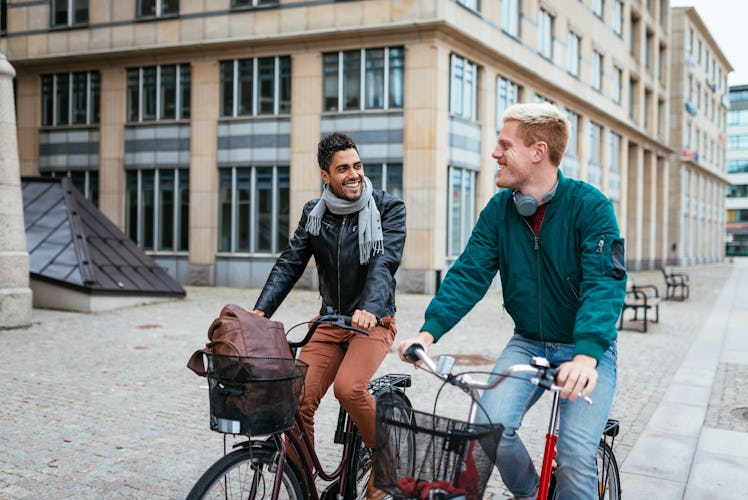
[187, 311, 416, 499]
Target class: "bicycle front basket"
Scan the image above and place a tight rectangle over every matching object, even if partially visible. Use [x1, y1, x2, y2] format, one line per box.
[205, 353, 307, 435]
[374, 398, 503, 500]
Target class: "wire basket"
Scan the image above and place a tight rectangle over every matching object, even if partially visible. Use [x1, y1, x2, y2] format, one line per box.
[374, 399, 503, 500]
[205, 353, 307, 436]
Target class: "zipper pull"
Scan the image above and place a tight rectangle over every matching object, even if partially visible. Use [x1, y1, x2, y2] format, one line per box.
[597, 236, 604, 253]
[534, 236, 539, 251]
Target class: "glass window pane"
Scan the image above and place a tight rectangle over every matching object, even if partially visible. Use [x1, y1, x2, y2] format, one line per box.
[90, 72, 100, 123]
[142, 67, 157, 121]
[74, 0, 88, 24]
[220, 61, 235, 117]
[257, 57, 275, 114]
[42, 75, 54, 126]
[276, 167, 290, 252]
[448, 167, 463, 256]
[219, 168, 233, 252]
[179, 65, 190, 119]
[238, 59, 253, 116]
[158, 169, 175, 250]
[255, 168, 273, 251]
[236, 168, 251, 252]
[364, 49, 385, 109]
[388, 47, 404, 109]
[162, 0, 179, 15]
[323, 53, 339, 111]
[142, 170, 155, 250]
[72, 72, 88, 124]
[55, 74, 70, 125]
[367, 165, 384, 190]
[127, 69, 140, 122]
[160, 65, 177, 119]
[89, 170, 99, 206]
[126, 171, 139, 242]
[138, 0, 156, 17]
[178, 169, 189, 251]
[52, 0, 68, 26]
[278, 56, 291, 114]
[450, 55, 463, 116]
[387, 163, 403, 200]
[343, 51, 361, 110]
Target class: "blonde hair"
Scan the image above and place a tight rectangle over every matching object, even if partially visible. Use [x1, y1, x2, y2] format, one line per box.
[502, 102, 570, 166]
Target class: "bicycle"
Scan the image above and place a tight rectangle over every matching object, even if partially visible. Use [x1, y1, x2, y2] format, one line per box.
[187, 310, 416, 499]
[374, 343, 621, 499]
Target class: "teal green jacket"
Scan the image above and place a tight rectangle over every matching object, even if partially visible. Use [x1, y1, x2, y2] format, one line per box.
[421, 171, 627, 362]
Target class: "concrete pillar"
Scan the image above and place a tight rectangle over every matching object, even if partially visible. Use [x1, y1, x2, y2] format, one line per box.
[0, 54, 32, 328]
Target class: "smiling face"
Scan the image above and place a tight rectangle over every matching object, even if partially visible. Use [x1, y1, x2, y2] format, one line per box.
[321, 148, 365, 201]
[491, 120, 539, 190]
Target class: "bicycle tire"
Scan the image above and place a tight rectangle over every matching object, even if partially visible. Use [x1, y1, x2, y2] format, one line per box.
[187, 444, 305, 500]
[348, 390, 415, 499]
[596, 440, 621, 500]
[544, 441, 621, 500]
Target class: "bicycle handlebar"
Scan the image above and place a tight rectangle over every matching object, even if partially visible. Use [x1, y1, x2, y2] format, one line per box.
[403, 343, 591, 404]
[287, 309, 370, 349]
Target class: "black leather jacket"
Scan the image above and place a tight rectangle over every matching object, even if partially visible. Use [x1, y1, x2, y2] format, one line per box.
[254, 190, 406, 319]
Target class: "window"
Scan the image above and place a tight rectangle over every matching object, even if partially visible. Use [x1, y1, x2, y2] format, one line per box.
[630, 16, 639, 58]
[220, 56, 291, 117]
[728, 160, 748, 173]
[644, 89, 651, 129]
[51, 0, 88, 27]
[645, 32, 653, 70]
[591, 50, 603, 91]
[41, 170, 99, 205]
[628, 78, 637, 119]
[612, 66, 622, 104]
[613, 0, 623, 36]
[127, 64, 190, 122]
[658, 44, 666, 83]
[589, 121, 602, 166]
[126, 168, 189, 252]
[218, 166, 289, 254]
[366, 163, 403, 200]
[567, 32, 580, 77]
[447, 166, 475, 257]
[137, 0, 178, 18]
[537, 10, 554, 59]
[729, 109, 748, 126]
[501, 0, 520, 37]
[609, 132, 621, 174]
[323, 47, 404, 112]
[496, 76, 520, 127]
[727, 185, 748, 198]
[450, 54, 478, 120]
[593, 0, 603, 19]
[728, 135, 748, 151]
[41, 72, 100, 126]
[566, 110, 579, 157]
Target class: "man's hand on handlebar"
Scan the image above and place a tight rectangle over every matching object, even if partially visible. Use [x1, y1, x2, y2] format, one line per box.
[555, 354, 598, 402]
[397, 332, 435, 365]
[350, 309, 378, 331]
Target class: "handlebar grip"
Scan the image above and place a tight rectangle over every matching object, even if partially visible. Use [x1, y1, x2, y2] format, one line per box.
[403, 343, 424, 362]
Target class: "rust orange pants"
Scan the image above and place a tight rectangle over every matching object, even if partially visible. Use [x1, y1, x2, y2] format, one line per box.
[297, 317, 396, 449]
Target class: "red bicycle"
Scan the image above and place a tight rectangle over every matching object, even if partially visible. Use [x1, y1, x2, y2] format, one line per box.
[374, 344, 621, 499]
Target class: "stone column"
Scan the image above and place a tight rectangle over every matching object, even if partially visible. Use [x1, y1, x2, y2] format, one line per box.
[0, 54, 32, 328]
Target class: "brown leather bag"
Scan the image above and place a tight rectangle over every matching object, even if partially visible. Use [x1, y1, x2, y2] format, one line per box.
[187, 304, 292, 376]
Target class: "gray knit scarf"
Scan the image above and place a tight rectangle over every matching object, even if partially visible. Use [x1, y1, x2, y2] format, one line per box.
[305, 176, 383, 264]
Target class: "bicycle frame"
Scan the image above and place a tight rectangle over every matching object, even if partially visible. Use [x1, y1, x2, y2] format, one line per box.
[537, 390, 562, 499]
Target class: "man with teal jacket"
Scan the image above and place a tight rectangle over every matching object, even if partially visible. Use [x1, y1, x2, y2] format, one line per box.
[398, 102, 626, 499]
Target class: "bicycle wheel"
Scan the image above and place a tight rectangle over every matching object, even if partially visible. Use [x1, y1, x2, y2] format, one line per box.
[355, 390, 416, 499]
[596, 441, 621, 500]
[187, 444, 304, 500]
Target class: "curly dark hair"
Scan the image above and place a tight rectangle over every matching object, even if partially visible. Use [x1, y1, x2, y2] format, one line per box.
[317, 132, 359, 171]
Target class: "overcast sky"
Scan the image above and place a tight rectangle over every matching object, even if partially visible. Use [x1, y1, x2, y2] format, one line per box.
[670, 0, 747, 86]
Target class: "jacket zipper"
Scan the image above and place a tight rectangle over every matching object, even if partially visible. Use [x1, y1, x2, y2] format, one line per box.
[597, 235, 605, 275]
[337, 216, 346, 310]
[566, 277, 580, 301]
[522, 217, 543, 341]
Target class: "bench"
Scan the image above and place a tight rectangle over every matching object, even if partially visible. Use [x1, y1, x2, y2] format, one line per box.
[618, 284, 661, 333]
[660, 267, 690, 301]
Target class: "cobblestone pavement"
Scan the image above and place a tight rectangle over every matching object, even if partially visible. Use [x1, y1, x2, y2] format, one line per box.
[0, 262, 738, 499]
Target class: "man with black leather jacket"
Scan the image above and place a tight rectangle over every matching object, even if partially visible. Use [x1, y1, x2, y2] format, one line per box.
[252, 132, 406, 499]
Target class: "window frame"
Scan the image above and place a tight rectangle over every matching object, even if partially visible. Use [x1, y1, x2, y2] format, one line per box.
[220, 56, 291, 117]
[50, 0, 89, 28]
[218, 165, 290, 254]
[41, 71, 100, 127]
[567, 32, 580, 77]
[446, 166, 476, 258]
[449, 54, 479, 121]
[127, 64, 190, 122]
[537, 9, 554, 60]
[501, 0, 520, 37]
[136, 0, 179, 19]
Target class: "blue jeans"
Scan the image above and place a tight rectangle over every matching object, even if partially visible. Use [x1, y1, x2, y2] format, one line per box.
[475, 335, 617, 499]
